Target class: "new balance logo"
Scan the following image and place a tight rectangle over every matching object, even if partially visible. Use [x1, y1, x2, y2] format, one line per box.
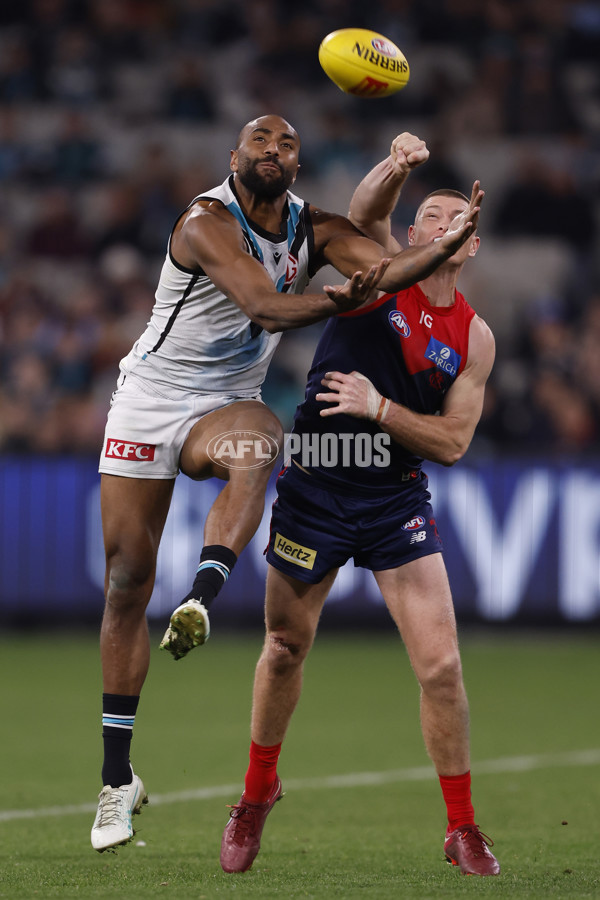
[105, 439, 156, 461]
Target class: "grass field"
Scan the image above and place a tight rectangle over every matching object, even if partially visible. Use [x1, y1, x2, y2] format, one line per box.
[1, 627, 599, 898]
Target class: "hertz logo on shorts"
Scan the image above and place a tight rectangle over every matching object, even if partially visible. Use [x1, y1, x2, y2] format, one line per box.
[273, 533, 316, 570]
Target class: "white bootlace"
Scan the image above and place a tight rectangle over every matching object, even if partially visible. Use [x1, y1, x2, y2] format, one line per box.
[96, 788, 126, 826]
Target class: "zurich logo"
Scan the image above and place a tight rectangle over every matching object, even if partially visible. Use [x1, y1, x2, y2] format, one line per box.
[425, 336, 461, 377]
[389, 310, 410, 337]
[402, 515, 426, 531]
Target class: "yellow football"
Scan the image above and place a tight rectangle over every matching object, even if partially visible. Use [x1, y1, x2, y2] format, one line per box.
[318, 28, 409, 98]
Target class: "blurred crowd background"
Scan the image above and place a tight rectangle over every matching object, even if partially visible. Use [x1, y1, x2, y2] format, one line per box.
[0, 0, 599, 458]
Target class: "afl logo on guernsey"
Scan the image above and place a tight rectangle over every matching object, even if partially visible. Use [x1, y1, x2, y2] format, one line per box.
[402, 515, 426, 531]
[388, 310, 410, 337]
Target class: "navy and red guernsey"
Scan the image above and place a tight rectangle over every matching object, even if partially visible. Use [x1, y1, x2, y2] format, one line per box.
[290, 283, 476, 491]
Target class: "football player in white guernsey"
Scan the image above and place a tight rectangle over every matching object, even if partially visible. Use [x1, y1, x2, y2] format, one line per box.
[92, 115, 482, 853]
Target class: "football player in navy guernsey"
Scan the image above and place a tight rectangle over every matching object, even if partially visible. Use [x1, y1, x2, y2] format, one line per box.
[220, 136, 500, 877]
[91, 116, 482, 852]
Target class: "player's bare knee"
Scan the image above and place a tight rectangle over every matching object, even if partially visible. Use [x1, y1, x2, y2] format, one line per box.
[228, 408, 283, 470]
[105, 557, 153, 610]
[248, 425, 282, 467]
[220, 432, 281, 482]
[228, 449, 280, 493]
[419, 653, 464, 703]
[269, 632, 303, 656]
[253, 408, 284, 447]
[265, 631, 307, 670]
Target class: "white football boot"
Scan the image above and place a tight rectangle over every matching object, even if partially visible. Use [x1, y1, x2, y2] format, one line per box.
[91, 772, 148, 852]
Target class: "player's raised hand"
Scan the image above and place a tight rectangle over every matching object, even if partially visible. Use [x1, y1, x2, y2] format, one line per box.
[438, 181, 484, 254]
[323, 259, 390, 311]
[390, 133, 429, 175]
[316, 370, 390, 422]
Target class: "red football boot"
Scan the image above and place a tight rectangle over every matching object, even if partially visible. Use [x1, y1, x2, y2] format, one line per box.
[220, 776, 283, 873]
[444, 824, 500, 876]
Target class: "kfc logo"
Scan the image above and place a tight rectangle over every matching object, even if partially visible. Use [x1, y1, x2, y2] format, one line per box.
[105, 439, 156, 461]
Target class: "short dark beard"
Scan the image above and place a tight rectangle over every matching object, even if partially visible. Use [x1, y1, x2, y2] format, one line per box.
[237, 158, 294, 199]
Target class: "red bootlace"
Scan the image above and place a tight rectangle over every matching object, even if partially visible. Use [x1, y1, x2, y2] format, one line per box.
[226, 803, 259, 842]
[459, 824, 494, 856]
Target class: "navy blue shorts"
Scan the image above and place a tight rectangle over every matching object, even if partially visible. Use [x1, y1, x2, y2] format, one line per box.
[265, 464, 443, 584]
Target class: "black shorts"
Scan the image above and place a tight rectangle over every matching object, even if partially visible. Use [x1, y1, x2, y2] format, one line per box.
[265, 464, 443, 584]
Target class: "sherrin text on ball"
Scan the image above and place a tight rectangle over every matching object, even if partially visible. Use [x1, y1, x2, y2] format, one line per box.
[318, 28, 410, 98]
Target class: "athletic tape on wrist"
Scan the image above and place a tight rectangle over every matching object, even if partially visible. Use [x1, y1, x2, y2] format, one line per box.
[354, 372, 390, 423]
[375, 396, 390, 423]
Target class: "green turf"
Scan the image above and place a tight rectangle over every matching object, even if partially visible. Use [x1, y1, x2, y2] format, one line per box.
[1, 628, 599, 898]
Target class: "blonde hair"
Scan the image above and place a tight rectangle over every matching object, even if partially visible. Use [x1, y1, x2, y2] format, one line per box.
[415, 189, 469, 221]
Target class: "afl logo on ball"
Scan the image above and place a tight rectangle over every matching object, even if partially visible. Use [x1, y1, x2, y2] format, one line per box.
[389, 310, 411, 337]
[371, 38, 397, 57]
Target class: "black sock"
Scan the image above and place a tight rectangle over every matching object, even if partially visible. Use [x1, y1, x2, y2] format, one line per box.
[101, 693, 139, 788]
[182, 544, 238, 610]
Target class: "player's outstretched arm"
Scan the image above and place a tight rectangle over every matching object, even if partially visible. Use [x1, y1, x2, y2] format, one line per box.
[348, 133, 429, 252]
[320, 181, 484, 294]
[316, 314, 495, 466]
[178, 204, 390, 332]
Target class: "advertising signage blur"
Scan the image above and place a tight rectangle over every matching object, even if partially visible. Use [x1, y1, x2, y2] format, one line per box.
[0, 457, 599, 625]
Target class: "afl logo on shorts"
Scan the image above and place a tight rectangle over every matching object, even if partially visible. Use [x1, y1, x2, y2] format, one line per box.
[388, 310, 410, 337]
[402, 515, 426, 531]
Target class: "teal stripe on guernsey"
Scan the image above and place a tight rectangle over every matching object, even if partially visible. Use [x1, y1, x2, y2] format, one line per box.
[286, 199, 302, 239]
[224, 201, 264, 262]
[196, 561, 230, 579]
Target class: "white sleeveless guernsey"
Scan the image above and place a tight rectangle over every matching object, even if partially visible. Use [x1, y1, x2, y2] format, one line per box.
[118, 175, 316, 397]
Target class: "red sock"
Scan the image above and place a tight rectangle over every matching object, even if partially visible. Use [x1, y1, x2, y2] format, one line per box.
[243, 740, 282, 803]
[439, 771, 475, 832]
